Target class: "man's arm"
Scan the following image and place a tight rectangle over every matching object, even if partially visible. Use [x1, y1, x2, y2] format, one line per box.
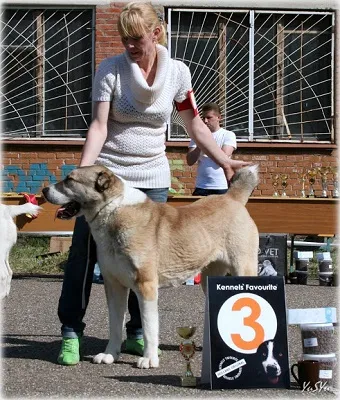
[186, 146, 201, 166]
[178, 109, 250, 181]
[222, 144, 235, 158]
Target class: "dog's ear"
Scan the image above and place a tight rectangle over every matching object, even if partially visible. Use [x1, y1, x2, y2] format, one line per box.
[95, 171, 111, 193]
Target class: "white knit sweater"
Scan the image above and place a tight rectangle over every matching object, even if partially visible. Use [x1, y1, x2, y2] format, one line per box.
[93, 44, 192, 188]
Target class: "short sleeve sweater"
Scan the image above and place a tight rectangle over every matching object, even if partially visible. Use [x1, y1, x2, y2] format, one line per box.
[92, 44, 192, 188]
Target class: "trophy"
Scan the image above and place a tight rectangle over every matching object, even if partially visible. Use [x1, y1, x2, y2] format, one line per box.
[271, 174, 279, 197]
[330, 166, 339, 198]
[307, 169, 317, 198]
[176, 326, 197, 387]
[297, 172, 307, 198]
[280, 173, 289, 197]
[318, 167, 330, 198]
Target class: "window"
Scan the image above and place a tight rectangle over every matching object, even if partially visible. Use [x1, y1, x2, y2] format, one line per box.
[1, 7, 94, 138]
[167, 9, 334, 143]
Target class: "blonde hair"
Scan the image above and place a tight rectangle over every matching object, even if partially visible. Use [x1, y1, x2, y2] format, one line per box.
[118, 2, 167, 46]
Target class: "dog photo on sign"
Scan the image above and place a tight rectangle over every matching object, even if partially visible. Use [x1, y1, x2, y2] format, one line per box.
[254, 339, 285, 385]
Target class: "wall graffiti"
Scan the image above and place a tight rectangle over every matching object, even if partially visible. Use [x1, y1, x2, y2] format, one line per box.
[169, 159, 185, 195]
[2, 159, 190, 195]
[2, 163, 76, 194]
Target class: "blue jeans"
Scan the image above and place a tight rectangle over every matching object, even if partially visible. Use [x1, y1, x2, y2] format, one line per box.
[192, 187, 228, 196]
[59, 187, 169, 339]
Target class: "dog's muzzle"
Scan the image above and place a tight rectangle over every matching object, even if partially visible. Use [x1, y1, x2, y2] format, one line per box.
[42, 187, 81, 219]
[54, 201, 81, 219]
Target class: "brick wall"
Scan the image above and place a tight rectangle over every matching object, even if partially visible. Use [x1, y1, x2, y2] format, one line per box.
[2, 142, 337, 197]
[2, 143, 82, 194]
[1, 3, 338, 198]
[95, 2, 125, 66]
[167, 146, 338, 196]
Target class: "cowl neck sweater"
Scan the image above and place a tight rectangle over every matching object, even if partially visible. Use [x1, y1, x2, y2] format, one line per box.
[124, 44, 169, 105]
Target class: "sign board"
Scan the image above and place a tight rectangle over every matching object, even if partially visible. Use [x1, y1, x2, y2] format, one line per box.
[201, 276, 290, 389]
[258, 234, 287, 277]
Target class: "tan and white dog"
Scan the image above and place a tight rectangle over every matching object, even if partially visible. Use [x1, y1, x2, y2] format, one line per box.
[42, 164, 259, 369]
[0, 203, 41, 300]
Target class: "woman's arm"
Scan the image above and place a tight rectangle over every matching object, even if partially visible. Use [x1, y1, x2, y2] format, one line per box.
[79, 101, 110, 167]
[178, 109, 251, 181]
[186, 143, 233, 166]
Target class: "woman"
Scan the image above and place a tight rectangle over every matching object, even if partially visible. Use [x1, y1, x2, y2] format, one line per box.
[57, 1, 250, 365]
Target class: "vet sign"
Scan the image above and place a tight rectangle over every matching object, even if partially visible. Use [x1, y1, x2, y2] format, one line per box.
[258, 234, 287, 277]
[201, 276, 290, 389]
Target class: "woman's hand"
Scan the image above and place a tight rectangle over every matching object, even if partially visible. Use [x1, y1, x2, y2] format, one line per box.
[222, 159, 252, 182]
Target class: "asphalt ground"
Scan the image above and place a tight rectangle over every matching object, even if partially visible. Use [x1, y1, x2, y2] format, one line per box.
[0, 277, 339, 399]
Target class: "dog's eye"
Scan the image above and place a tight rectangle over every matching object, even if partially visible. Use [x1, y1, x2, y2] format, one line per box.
[278, 352, 283, 357]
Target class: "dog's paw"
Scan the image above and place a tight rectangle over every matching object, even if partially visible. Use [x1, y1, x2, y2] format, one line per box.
[137, 356, 159, 369]
[92, 352, 116, 364]
[0, 270, 12, 300]
[26, 203, 42, 217]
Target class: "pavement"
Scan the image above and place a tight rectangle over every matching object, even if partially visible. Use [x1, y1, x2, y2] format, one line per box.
[0, 277, 339, 399]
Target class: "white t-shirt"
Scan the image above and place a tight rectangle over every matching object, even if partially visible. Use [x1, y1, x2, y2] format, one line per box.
[188, 128, 237, 189]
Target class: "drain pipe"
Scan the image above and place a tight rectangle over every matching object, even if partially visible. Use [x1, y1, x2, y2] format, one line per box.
[287, 240, 338, 248]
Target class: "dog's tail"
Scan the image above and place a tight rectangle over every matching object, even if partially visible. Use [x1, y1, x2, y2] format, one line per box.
[7, 203, 41, 218]
[226, 165, 259, 205]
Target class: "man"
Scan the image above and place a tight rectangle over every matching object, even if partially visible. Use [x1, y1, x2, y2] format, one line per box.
[187, 103, 237, 196]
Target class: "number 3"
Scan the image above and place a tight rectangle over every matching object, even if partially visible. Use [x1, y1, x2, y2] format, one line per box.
[231, 297, 265, 351]
[217, 292, 277, 354]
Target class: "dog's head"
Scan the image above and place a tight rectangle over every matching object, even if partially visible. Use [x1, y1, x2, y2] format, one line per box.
[42, 165, 124, 219]
[258, 260, 278, 277]
[256, 340, 282, 385]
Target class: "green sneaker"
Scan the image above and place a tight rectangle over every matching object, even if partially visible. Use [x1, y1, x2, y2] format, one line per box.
[124, 338, 162, 356]
[57, 336, 82, 366]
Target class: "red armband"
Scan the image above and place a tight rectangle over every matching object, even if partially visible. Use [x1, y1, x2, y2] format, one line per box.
[175, 89, 199, 116]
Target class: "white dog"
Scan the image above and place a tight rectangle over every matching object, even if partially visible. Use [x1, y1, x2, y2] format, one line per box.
[0, 203, 41, 299]
[42, 165, 259, 369]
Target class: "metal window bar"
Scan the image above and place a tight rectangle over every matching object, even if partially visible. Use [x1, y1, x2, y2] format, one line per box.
[1, 7, 94, 138]
[248, 10, 255, 141]
[167, 8, 334, 143]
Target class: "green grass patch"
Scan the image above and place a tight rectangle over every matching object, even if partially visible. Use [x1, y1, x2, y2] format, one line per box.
[9, 236, 68, 275]
[9, 236, 337, 277]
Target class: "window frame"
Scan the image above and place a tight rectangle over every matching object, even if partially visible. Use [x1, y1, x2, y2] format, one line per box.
[166, 7, 335, 144]
[1, 5, 95, 139]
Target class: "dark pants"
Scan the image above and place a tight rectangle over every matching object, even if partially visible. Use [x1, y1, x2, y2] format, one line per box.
[192, 187, 228, 196]
[58, 187, 169, 339]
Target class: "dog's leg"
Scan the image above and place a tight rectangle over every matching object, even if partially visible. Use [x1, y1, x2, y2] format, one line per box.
[93, 278, 128, 364]
[201, 261, 230, 294]
[0, 254, 13, 300]
[5, 256, 13, 297]
[135, 282, 159, 369]
[230, 251, 258, 277]
[0, 261, 10, 300]
[231, 229, 259, 277]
